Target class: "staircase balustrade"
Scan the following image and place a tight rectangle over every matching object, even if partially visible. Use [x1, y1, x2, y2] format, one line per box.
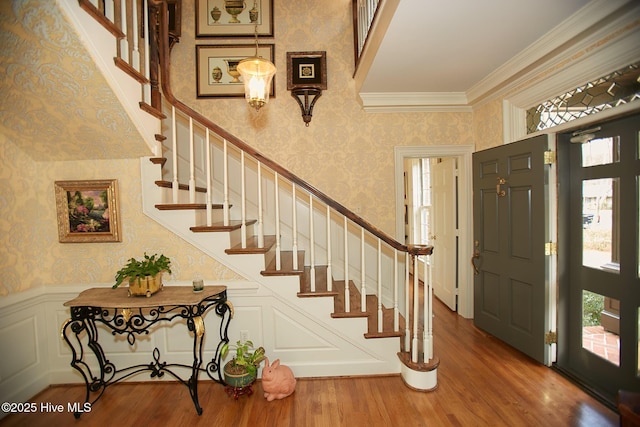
[76, 0, 437, 385]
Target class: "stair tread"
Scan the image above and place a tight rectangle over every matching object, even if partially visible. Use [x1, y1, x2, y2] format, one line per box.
[155, 203, 224, 210]
[191, 220, 257, 232]
[225, 235, 276, 254]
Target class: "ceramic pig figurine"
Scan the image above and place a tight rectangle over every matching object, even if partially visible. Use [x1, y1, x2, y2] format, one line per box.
[261, 357, 296, 401]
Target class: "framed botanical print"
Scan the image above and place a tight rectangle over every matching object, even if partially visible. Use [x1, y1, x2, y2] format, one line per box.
[196, 0, 274, 38]
[196, 44, 275, 98]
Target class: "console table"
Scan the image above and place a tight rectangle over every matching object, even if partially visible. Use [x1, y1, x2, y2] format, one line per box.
[61, 286, 232, 417]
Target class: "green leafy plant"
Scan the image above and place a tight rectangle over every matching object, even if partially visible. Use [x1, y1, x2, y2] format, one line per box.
[582, 290, 604, 327]
[220, 340, 266, 377]
[113, 253, 172, 289]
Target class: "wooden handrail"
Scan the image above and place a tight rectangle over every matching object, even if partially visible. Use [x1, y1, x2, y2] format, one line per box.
[150, 0, 427, 255]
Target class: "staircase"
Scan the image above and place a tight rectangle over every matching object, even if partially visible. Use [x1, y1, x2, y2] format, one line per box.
[67, 0, 438, 390]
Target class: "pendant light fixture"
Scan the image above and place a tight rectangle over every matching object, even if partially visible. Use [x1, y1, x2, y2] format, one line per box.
[237, 25, 276, 111]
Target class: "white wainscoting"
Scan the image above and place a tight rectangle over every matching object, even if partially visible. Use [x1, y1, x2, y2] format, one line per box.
[0, 280, 399, 416]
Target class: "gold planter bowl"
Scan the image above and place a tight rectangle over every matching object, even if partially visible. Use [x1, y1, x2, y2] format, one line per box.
[128, 273, 164, 297]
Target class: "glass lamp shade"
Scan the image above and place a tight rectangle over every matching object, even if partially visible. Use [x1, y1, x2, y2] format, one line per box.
[237, 56, 276, 111]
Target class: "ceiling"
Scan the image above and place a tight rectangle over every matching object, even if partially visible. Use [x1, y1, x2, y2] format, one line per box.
[359, 0, 592, 102]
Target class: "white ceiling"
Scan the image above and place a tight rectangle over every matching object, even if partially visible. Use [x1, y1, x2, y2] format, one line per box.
[360, 0, 591, 95]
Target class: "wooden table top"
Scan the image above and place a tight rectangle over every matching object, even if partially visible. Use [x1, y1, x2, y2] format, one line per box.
[64, 286, 227, 309]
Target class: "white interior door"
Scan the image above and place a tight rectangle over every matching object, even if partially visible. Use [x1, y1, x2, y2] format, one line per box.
[431, 158, 457, 311]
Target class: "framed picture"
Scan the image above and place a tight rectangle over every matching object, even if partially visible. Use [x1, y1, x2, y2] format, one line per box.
[54, 179, 122, 243]
[196, 0, 274, 38]
[196, 44, 275, 98]
[287, 51, 327, 91]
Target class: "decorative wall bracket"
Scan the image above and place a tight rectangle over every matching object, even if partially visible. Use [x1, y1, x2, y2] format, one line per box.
[287, 51, 327, 126]
[291, 88, 322, 126]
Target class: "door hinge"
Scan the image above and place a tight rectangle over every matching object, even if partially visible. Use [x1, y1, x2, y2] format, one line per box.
[545, 242, 557, 256]
[545, 331, 558, 345]
[544, 150, 556, 165]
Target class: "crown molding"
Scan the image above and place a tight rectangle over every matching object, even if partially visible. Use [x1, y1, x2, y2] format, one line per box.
[359, 92, 472, 113]
[358, 0, 638, 112]
[466, 0, 634, 106]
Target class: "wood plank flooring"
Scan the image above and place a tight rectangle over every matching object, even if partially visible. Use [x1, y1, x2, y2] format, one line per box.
[0, 298, 618, 427]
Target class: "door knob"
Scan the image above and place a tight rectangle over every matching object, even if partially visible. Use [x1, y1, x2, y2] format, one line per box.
[496, 177, 507, 197]
[471, 240, 480, 275]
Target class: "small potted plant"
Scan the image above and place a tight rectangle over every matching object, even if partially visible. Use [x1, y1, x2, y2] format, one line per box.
[221, 340, 266, 389]
[113, 253, 171, 297]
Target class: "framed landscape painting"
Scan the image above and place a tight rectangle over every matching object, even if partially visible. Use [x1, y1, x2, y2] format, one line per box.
[54, 179, 121, 243]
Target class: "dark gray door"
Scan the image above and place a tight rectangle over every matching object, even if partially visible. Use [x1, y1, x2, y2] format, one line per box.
[472, 135, 548, 364]
[556, 113, 640, 405]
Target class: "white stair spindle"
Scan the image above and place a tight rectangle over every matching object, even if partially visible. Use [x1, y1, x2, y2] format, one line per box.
[205, 130, 212, 226]
[189, 117, 195, 203]
[257, 162, 264, 248]
[404, 252, 410, 353]
[412, 253, 419, 363]
[105, 0, 115, 22]
[393, 249, 399, 331]
[131, 0, 140, 70]
[171, 106, 178, 203]
[223, 140, 229, 226]
[426, 254, 433, 361]
[360, 228, 366, 312]
[344, 216, 350, 313]
[291, 183, 298, 270]
[275, 172, 281, 270]
[326, 205, 332, 292]
[309, 195, 316, 292]
[377, 239, 383, 332]
[119, 0, 129, 63]
[240, 151, 247, 248]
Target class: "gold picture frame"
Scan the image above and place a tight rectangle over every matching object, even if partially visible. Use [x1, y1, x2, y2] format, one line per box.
[54, 179, 121, 243]
[196, 0, 274, 38]
[196, 44, 275, 98]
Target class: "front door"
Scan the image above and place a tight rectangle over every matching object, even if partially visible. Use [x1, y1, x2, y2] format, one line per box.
[472, 135, 549, 364]
[556, 113, 640, 404]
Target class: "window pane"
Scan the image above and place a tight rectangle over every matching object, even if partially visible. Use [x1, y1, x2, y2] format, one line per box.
[582, 178, 619, 271]
[581, 136, 619, 167]
[582, 290, 620, 366]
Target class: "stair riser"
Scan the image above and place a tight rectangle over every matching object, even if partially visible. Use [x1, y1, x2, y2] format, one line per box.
[159, 186, 207, 204]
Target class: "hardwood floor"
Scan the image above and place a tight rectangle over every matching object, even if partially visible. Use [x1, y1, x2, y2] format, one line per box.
[0, 298, 618, 427]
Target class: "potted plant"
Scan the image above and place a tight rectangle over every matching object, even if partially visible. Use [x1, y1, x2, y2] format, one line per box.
[220, 340, 266, 388]
[112, 253, 171, 297]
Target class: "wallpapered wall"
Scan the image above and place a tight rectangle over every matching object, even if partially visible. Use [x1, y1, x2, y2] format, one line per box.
[0, 132, 242, 296]
[169, 0, 478, 231]
[0, 0, 152, 161]
[0, 0, 493, 297]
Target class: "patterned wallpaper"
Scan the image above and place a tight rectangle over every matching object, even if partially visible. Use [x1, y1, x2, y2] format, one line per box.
[0, 0, 152, 161]
[170, 0, 476, 236]
[0, 133, 242, 296]
[0, 0, 478, 296]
